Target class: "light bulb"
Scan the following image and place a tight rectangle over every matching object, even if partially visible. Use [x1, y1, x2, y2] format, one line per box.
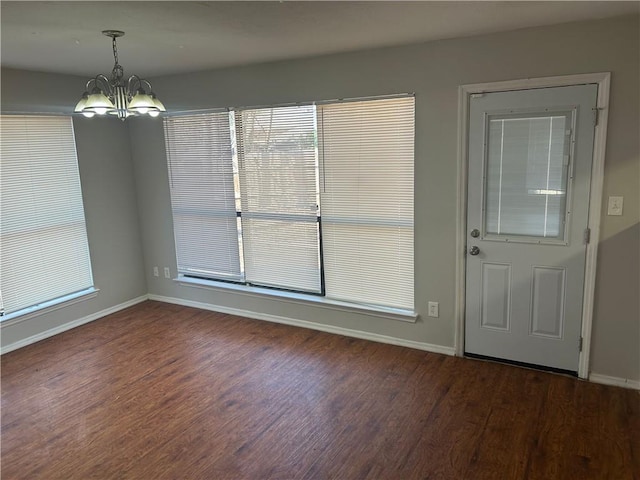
[82, 111, 96, 118]
[137, 107, 149, 114]
[94, 107, 108, 115]
[148, 110, 160, 117]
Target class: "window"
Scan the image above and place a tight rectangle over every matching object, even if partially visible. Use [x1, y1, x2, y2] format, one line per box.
[236, 105, 322, 293]
[164, 96, 414, 311]
[165, 112, 242, 282]
[318, 98, 414, 309]
[485, 113, 571, 239]
[0, 115, 94, 318]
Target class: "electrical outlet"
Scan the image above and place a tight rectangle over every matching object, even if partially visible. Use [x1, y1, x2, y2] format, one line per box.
[164, 267, 171, 279]
[153, 266, 159, 277]
[428, 301, 439, 318]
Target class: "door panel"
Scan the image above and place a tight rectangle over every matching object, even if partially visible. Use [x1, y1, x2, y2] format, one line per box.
[530, 266, 565, 338]
[480, 263, 511, 331]
[465, 84, 597, 372]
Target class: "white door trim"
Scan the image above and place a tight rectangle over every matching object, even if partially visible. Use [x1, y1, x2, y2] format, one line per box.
[455, 72, 611, 379]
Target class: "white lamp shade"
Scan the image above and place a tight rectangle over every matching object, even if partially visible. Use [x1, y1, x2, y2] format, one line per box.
[128, 92, 155, 114]
[152, 96, 166, 112]
[75, 96, 88, 112]
[83, 92, 115, 114]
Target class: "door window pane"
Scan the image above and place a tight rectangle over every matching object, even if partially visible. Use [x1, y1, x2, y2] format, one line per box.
[484, 113, 571, 239]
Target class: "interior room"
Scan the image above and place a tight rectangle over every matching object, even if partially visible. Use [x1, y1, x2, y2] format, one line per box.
[1, 2, 638, 478]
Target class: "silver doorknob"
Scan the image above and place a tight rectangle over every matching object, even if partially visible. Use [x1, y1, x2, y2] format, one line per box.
[469, 246, 480, 256]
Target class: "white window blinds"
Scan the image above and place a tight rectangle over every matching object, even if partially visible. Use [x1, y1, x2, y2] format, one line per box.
[235, 106, 321, 293]
[0, 115, 94, 316]
[485, 114, 570, 239]
[163, 95, 415, 311]
[164, 113, 242, 281]
[318, 97, 415, 309]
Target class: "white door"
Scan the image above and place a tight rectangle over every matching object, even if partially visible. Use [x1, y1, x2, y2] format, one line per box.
[465, 84, 597, 372]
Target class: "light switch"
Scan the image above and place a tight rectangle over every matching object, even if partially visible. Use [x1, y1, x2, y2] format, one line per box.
[607, 196, 623, 216]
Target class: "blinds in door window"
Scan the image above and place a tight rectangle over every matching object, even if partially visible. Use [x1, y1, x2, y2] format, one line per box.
[164, 113, 242, 281]
[0, 115, 94, 315]
[318, 97, 415, 309]
[484, 114, 571, 239]
[235, 105, 321, 293]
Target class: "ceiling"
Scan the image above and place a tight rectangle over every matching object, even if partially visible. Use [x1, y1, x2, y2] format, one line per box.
[1, 1, 638, 78]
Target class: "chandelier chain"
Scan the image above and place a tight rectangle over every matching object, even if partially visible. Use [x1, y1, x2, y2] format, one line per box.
[112, 36, 119, 66]
[110, 35, 124, 85]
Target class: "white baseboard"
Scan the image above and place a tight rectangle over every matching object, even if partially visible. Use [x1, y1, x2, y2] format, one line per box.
[5, 293, 636, 390]
[1, 295, 149, 355]
[589, 373, 640, 391]
[148, 294, 456, 357]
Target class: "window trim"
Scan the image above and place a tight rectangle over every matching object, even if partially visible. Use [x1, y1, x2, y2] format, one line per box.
[176, 275, 417, 323]
[0, 287, 99, 326]
[163, 93, 415, 119]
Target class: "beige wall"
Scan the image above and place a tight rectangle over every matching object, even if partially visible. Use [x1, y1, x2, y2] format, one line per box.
[131, 15, 639, 381]
[1, 15, 638, 382]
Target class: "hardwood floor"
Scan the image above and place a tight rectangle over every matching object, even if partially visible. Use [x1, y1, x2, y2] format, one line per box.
[1, 301, 638, 479]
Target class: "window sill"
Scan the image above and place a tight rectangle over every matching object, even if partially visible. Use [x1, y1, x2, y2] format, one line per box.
[176, 276, 418, 323]
[0, 287, 99, 327]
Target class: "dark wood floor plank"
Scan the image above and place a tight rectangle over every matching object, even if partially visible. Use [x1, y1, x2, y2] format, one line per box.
[2, 300, 638, 479]
[381, 356, 508, 479]
[463, 365, 551, 480]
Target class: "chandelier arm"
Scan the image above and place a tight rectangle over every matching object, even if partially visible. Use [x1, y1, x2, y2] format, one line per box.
[126, 75, 156, 95]
[94, 74, 114, 97]
[127, 75, 142, 94]
[139, 78, 155, 93]
[85, 78, 96, 92]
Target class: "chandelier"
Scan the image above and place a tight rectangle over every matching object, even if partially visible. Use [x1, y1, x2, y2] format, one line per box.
[75, 30, 165, 120]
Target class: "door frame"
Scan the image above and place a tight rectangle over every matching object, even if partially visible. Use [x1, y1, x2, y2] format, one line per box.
[454, 73, 611, 379]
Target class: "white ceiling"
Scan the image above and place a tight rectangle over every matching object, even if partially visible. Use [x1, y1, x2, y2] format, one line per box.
[1, 1, 638, 78]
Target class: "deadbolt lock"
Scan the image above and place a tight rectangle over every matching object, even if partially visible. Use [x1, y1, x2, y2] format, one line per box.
[470, 229, 480, 238]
